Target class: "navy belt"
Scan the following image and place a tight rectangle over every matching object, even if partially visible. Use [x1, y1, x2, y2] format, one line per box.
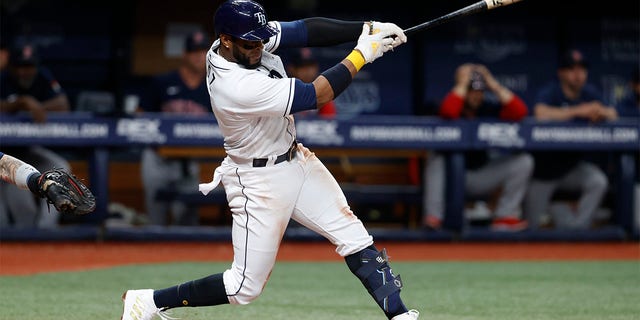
[252, 141, 298, 167]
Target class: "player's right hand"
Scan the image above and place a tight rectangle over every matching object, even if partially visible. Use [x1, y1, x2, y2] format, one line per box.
[354, 23, 396, 64]
[371, 21, 407, 48]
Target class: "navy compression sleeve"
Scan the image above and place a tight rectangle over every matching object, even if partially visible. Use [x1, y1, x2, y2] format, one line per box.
[304, 17, 363, 46]
[279, 18, 363, 48]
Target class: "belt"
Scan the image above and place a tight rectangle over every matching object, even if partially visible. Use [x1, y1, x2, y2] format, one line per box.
[252, 141, 298, 167]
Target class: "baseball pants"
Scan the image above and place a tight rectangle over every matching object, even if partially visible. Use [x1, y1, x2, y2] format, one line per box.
[215, 143, 374, 305]
[423, 151, 533, 219]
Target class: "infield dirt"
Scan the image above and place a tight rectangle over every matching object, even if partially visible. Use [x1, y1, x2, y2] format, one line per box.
[1, 241, 638, 275]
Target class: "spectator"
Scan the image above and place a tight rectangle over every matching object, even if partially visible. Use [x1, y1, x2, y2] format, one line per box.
[285, 47, 336, 118]
[138, 30, 213, 226]
[0, 9, 11, 71]
[524, 48, 618, 230]
[422, 63, 532, 231]
[615, 67, 639, 230]
[0, 42, 71, 228]
[615, 68, 639, 118]
[0, 39, 8, 71]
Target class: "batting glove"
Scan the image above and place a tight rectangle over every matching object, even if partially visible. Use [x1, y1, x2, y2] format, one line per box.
[371, 21, 407, 48]
[354, 23, 396, 64]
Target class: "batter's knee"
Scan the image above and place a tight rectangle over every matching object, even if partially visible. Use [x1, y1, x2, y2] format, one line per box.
[229, 286, 263, 305]
[223, 269, 267, 305]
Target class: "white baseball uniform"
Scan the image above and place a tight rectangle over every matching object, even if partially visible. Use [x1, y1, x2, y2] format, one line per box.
[199, 21, 373, 305]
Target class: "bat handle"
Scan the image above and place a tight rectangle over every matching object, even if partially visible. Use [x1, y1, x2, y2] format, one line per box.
[485, 0, 523, 10]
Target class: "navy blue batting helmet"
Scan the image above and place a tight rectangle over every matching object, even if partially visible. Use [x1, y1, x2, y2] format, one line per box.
[214, 0, 278, 41]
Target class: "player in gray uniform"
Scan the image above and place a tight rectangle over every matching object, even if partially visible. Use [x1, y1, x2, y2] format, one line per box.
[121, 1, 419, 319]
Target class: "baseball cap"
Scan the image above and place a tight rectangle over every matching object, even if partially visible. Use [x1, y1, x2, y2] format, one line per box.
[288, 48, 318, 66]
[559, 48, 589, 69]
[185, 30, 210, 52]
[469, 70, 486, 91]
[9, 43, 39, 66]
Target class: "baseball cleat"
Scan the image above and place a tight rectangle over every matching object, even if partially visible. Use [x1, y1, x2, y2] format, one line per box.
[121, 289, 176, 320]
[391, 309, 420, 320]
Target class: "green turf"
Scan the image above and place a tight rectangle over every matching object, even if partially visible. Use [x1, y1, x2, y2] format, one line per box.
[0, 261, 638, 320]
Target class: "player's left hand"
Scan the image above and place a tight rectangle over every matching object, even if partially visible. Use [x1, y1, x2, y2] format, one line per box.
[37, 168, 96, 215]
[371, 21, 407, 48]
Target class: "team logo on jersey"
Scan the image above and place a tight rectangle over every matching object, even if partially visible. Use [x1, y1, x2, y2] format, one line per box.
[268, 69, 283, 79]
[254, 12, 267, 26]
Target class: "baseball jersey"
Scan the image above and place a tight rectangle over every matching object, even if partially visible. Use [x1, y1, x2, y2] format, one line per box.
[615, 91, 640, 118]
[0, 67, 65, 102]
[439, 92, 528, 170]
[205, 21, 317, 161]
[532, 80, 605, 180]
[140, 70, 212, 115]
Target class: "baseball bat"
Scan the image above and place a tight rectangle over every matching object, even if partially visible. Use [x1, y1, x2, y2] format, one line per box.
[403, 0, 524, 35]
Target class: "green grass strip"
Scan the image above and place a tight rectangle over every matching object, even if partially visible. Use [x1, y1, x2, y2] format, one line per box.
[1, 261, 638, 320]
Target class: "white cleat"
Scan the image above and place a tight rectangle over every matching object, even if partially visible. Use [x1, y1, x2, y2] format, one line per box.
[121, 289, 176, 320]
[391, 309, 420, 320]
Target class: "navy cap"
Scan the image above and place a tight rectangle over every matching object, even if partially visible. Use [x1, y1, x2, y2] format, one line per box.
[289, 47, 317, 66]
[185, 31, 210, 52]
[559, 48, 589, 69]
[9, 43, 39, 66]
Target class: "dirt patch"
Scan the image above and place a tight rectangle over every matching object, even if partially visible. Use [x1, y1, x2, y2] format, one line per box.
[1, 241, 638, 275]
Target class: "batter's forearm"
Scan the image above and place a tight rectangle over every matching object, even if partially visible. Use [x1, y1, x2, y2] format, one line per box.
[315, 51, 362, 105]
[303, 17, 363, 46]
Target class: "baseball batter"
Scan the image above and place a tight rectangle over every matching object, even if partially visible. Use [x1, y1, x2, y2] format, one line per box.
[121, 1, 419, 319]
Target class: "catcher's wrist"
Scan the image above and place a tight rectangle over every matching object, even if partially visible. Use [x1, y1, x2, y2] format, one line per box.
[27, 172, 42, 195]
[346, 50, 366, 71]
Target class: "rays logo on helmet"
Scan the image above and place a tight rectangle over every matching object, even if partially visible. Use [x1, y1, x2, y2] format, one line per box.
[255, 12, 267, 25]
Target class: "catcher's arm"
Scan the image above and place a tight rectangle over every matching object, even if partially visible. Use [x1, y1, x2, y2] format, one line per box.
[0, 153, 40, 190]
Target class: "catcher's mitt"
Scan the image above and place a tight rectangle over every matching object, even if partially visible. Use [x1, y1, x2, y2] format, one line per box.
[37, 168, 96, 215]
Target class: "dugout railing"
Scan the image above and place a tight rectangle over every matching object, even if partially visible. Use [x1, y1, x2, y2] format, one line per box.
[0, 113, 637, 242]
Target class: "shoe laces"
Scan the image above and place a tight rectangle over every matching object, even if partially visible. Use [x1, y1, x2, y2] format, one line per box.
[157, 309, 179, 320]
[129, 295, 179, 320]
